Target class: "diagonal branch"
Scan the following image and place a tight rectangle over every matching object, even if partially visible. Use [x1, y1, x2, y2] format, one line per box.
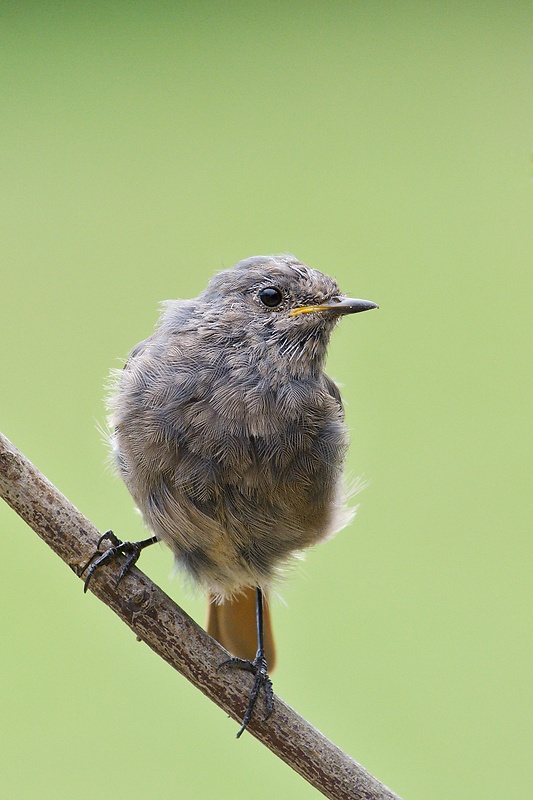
[0, 431, 402, 800]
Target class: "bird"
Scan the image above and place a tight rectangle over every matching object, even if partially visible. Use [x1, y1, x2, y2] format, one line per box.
[82, 254, 377, 736]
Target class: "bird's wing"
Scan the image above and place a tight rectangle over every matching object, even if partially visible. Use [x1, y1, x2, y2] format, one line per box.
[322, 373, 345, 417]
[122, 337, 150, 371]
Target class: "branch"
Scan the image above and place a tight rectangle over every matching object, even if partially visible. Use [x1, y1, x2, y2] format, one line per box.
[0, 431, 402, 800]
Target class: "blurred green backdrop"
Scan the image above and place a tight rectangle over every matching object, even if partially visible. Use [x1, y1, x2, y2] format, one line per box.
[1, 3, 531, 799]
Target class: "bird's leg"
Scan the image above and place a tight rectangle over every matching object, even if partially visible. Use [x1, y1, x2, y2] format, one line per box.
[80, 530, 158, 592]
[218, 587, 274, 737]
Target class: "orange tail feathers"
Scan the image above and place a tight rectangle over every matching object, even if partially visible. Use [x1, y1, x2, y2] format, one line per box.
[206, 587, 276, 671]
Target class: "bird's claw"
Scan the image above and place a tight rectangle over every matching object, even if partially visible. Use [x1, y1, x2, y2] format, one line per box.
[80, 530, 144, 593]
[96, 529, 121, 549]
[218, 653, 274, 737]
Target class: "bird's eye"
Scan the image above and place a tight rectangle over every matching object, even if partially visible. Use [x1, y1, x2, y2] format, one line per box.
[258, 287, 283, 308]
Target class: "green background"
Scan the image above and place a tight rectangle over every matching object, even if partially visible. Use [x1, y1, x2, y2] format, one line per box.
[1, 4, 531, 799]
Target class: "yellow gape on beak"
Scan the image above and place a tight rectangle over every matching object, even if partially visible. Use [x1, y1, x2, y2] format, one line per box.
[290, 296, 378, 317]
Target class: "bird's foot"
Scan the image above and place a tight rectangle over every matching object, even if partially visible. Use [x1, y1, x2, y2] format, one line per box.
[80, 531, 157, 592]
[218, 652, 274, 737]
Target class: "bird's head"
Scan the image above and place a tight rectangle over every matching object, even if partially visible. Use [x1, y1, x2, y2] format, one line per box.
[196, 255, 377, 375]
[201, 254, 377, 335]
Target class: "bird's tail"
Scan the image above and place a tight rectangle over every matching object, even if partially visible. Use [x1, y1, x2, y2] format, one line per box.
[206, 587, 276, 670]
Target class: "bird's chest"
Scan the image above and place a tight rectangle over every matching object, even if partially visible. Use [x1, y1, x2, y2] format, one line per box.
[126, 344, 344, 488]
[197, 370, 342, 479]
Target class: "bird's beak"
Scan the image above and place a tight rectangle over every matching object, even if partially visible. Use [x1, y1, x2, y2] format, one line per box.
[289, 296, 379, 317]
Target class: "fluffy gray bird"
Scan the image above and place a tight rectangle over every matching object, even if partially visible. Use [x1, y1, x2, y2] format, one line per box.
[83, 254, 377, 736]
